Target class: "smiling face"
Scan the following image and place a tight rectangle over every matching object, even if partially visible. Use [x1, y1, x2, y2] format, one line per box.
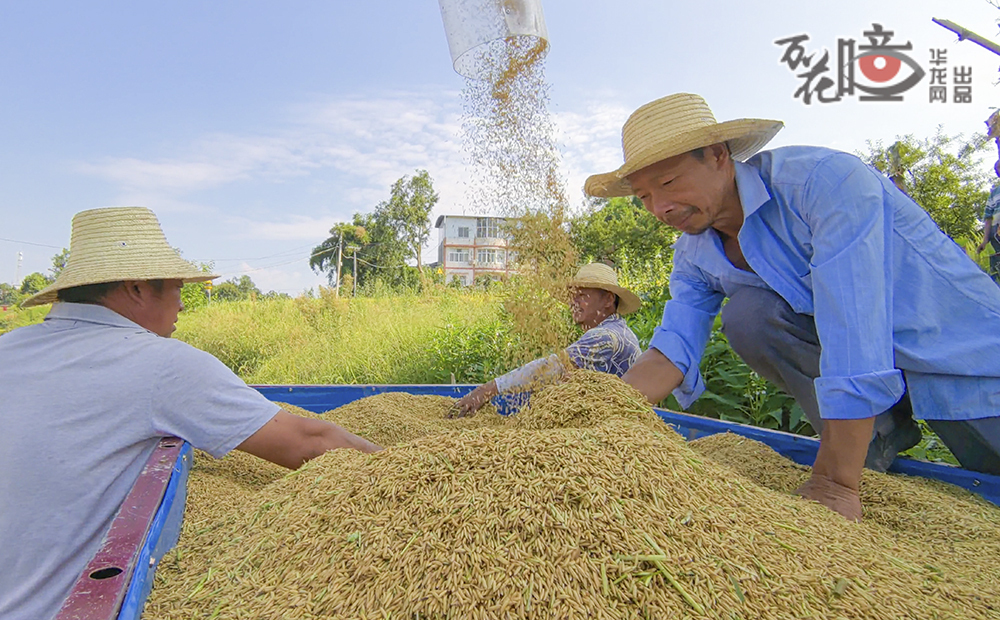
[626, 144, 740, 236]
[570, 287, 616, 329]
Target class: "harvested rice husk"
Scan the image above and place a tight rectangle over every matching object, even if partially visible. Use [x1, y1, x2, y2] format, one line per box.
[179, 396, 505, 536]
[321, 392, 506, 446]
[512, 369, 663, 430]
[691, 432, 1000, 604]
[147, 423, 1000, 619]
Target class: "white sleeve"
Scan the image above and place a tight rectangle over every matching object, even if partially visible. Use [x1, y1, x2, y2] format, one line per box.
[494, 354, 567, 394]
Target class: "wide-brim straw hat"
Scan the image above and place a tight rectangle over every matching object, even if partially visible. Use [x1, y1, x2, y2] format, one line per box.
[22, 206, 217, 308]
[585, 93, 784, 198]
[568, 263, 641, 315]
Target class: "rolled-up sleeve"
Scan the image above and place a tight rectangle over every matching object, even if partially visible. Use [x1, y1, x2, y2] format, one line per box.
[648, 256, 724, 408]
[805, 154, 905, 420]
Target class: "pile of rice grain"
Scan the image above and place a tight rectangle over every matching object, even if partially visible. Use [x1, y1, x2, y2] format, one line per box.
[511, 369, 663, 430]
[146, 430, 999, 619]
[691, 431, 1000, 599]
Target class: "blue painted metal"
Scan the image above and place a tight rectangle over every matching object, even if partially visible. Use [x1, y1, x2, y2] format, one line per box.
[116, 443, 193, 620]
[120, 383, 1000, 617]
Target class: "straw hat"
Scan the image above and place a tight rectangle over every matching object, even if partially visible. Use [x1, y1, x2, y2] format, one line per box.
[585, 93, 784, 198]
[569, 263, 641, 315]
[22, 207, 217, 308]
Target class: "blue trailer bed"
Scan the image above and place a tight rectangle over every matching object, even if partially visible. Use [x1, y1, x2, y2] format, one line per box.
[58, 384, 1000, 620]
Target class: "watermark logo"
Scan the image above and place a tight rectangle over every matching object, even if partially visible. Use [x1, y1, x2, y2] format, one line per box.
[775, 23, 972, 104]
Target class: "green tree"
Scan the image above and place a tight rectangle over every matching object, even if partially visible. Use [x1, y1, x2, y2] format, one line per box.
[570, 196, 678, 265]
[49, 248, 70, 280]
[860, 128, 992, 244]
[380, 170, 438, 274]
[0, 283, 22, 306]
[310, 223, 369, 288]
[311, 171, 436, 291]
[212, 275, 262, 302]
[19, 272, 51, 295]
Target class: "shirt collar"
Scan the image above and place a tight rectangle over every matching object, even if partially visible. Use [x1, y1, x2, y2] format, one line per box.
[45, 302, 148, 331]
[598, 313, 621, 327]
[734, 160, 772, 219]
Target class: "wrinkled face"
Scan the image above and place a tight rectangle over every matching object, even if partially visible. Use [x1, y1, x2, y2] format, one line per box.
[140, 279, 185, 337]
[626, 147, 733, 235]
[570, 287, 615, 327]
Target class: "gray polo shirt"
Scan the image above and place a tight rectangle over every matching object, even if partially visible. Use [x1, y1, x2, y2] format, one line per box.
[0, 303, 280, 620]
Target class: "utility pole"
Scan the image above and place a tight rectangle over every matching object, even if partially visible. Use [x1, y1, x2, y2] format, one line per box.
[15, 251, 23, 287]
[335, 233, 344, 298]
[352, 247, 358, 297]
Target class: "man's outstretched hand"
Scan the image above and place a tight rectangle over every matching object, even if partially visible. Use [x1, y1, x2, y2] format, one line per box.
[448, 380, 499, 418]
[794, 473, 863, 522]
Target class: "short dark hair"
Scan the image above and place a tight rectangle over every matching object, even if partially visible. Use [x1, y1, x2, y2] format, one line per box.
[57, 279, 166, 304]
[690, 143, 732, 161]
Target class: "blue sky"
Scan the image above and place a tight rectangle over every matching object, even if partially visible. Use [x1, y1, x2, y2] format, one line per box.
[2, 0, 998, 294]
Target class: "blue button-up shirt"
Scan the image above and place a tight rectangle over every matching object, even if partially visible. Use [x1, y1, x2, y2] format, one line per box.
[649, 146, 1000, 421]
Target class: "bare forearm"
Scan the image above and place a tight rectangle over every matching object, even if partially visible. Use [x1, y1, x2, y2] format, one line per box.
[621, 349, 684, 404]
[237, 411, 382, 470]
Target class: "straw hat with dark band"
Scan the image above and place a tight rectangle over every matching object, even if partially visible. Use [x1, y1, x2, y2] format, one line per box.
[21, 207, 217, 308]
[585, 93, 784, 198]
[569, 263, 641, 315]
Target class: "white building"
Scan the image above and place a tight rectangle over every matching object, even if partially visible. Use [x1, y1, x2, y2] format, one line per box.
[434, 215, 511, 286]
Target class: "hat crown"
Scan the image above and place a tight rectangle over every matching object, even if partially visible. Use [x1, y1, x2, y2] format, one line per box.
[571, 262, 620, 288]
[621, 93, 718, 162]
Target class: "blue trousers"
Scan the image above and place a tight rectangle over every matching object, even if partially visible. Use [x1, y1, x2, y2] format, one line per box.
[720, 286, 1000, 475]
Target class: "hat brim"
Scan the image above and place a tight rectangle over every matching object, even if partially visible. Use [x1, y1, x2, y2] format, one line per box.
[584, 118, 783, 198]
[569, 279, 642, 315]
[21, 272, 217, 308]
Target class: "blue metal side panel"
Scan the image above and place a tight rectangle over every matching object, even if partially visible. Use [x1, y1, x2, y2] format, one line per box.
[116, 443, 193, 620]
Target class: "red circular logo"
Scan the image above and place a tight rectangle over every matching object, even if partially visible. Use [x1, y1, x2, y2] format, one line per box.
[859, 54, 901, 83]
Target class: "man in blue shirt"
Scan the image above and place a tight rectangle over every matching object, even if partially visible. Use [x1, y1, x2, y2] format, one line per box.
[585, 93, 1000, 521]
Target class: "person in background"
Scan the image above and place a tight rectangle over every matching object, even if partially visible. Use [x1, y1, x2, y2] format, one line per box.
[0, 207, 381, 620]
[450, 262, 642, 417]
[976, 161, 1000, 284]
[585, 93, 1000, 522]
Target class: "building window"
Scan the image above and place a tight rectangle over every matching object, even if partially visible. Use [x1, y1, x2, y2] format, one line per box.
[477, 249, 500, 265]
[448, 249, 470, 263]
[477, 217, 500, 239]
[457, 226, 470, 238]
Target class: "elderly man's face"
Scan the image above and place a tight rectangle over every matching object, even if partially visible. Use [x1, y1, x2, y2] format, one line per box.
[627, 146, 733, 235]
[570, 287, 615, 328]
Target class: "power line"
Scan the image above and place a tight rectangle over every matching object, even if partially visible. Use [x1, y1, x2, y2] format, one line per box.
[0, 237, 62, 249]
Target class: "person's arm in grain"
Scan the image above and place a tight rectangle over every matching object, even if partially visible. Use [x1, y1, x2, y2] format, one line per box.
[238, 410, 381, 469]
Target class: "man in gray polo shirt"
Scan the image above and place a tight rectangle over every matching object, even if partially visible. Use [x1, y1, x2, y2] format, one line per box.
[0, 207, 381, 620]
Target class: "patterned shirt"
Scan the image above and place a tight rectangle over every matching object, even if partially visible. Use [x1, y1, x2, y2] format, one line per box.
[566, 314, 641, 377]
[984, 185, 1000, 225]
[649, 146, 1000, 422]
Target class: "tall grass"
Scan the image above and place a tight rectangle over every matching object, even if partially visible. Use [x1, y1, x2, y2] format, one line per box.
[173, 288, 518, 385]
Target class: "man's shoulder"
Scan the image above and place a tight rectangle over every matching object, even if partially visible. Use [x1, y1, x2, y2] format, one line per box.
[750, 145, 864, 187]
